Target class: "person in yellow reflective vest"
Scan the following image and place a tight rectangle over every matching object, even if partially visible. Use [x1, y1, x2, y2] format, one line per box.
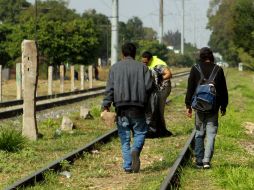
[141, 51, 173, 137]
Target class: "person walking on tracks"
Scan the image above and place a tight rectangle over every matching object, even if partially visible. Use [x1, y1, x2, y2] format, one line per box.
[101, 43, 153, 173]
[141, 51, 173, 137]
[185, 47, 228, 169]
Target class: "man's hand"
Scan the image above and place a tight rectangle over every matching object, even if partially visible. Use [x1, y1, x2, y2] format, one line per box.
[163, 68, 172, 80]
[186, 108, 192, 118]
[100, 109, 109, 118]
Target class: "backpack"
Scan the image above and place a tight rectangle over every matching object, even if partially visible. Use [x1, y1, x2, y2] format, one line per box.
[191, 64, 220, 113]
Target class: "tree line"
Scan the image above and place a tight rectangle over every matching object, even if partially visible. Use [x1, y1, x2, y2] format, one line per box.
[0, 0, 198, 70]
[207, 0, 254, 69]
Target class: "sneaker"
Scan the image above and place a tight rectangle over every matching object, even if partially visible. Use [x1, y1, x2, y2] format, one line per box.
[203, 162, 210, 169]
[196, 162, 203, 169]
[131, 150, 140, 173]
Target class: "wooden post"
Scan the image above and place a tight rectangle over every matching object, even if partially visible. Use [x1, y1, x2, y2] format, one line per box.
[22, 40, 38, 141]
[88, 65, 93, 89]
[70, 65, 75, 92]
[0, 65, 2, 102]
[16, 63, 22, 100]
[48, 66, 53, 95]
[60, 65, 64, 93]
[80, 65, 84, 90]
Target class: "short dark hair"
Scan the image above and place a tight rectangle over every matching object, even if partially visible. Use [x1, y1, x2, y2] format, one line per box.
[199, 47, 214, 63]
[122, 43, 136, 58]
[142, 51, 153, 60]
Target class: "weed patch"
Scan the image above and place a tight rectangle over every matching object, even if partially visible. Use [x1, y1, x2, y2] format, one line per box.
[0, 127, 27, 152]
[180, 69, 254, 190]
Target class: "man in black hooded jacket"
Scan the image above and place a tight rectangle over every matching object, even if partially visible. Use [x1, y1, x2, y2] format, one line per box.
[185, 47, 228, 169]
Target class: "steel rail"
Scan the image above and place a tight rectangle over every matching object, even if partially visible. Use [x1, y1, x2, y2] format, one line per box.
[0, 88, 105, 119]
[5, 128, 118, 190]
[160, 129, 195, 190]
[0, 71, 190, 120]
[172, 71, 190, 78]
[0, 86, 105, 108]
[5, 108, 194, 190]
[3, 70, 192, 189]
[0, 71, 189, 109]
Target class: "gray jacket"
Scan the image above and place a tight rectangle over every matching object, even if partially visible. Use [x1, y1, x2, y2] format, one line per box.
[102, 56, 153, 109]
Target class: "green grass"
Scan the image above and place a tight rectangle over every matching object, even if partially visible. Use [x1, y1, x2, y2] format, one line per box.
[214, 166, 254, 189]
[0, 126, 27, 152]
[18, 82, 194, 190]
[180, 68, 254, 190]
[3, 68, 252, 189]
[0, 96, 113, 189]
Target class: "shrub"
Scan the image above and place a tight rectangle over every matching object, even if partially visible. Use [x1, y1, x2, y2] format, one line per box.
[0, 127, 26, 152]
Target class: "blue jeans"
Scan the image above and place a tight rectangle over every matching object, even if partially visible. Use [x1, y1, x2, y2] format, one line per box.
[117, 116, 147, 170]
[195, 112, 218, 163]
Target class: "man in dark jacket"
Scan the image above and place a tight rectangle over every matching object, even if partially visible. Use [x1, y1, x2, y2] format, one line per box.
[101, 43, 153, 173]
[185, 47, 228, 169]
[141, 51, 173, 137]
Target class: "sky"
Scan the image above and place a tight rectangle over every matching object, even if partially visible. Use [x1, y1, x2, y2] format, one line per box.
[28, 0, 212, 48]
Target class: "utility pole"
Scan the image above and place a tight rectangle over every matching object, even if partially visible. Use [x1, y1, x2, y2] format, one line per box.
[181, 0, 185, 54]
[111, 0, 119, 65]
[194, 10, 197, 47]
[159, 0, 164, 44]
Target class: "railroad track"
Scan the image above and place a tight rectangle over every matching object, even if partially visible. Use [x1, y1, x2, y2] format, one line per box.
[160, 130, 195, 189]
[5, 129, 119, 190]
[0, 87, 105, 119]
[0, 71, 189, 120]
[0, 71, 189, 108]
[5, 129, 195, 190]
[3, 71, 192, 189]
[171, 71, 189, 78]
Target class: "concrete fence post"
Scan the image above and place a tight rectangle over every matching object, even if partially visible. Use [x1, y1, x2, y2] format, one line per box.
[71, 65, 75, 92]
[88, 65, 93, 89]
[22, 61, 24, 97]
[48, 66, 53, 95]
[80, 65, 84, 90]
[60, 65, 64, 93]
[98, 58, 101, 67]
[238, 62, 243, 71]
[22, 40, 38, 141]
[16, 63, 22, 100]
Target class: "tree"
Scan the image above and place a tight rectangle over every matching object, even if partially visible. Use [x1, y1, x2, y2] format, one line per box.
[232, 0, 254, 57]
[36, 0, 79, 22]
[2, 1, 100, 68]
[0, 0, 31, 23]
[37, 18, 99, 66]
[143, 27, 157, 41]
[163, 30, 181, 50]
[137, 40, 169, 62]
[125, 17, 145, 42]
[207, 0, 254, 68]
[207, 0, 238, 65]
[0, 23, 12, 67]
[82, 9, 111, 61]
[118, 21, 127, 46]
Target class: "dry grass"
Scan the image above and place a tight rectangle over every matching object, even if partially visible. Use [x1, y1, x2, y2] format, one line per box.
[1, 66, 188, 102]
[1, 79, 106, 101]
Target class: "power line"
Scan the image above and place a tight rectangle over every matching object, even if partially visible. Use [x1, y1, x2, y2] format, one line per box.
[101, 0, 111, 10]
